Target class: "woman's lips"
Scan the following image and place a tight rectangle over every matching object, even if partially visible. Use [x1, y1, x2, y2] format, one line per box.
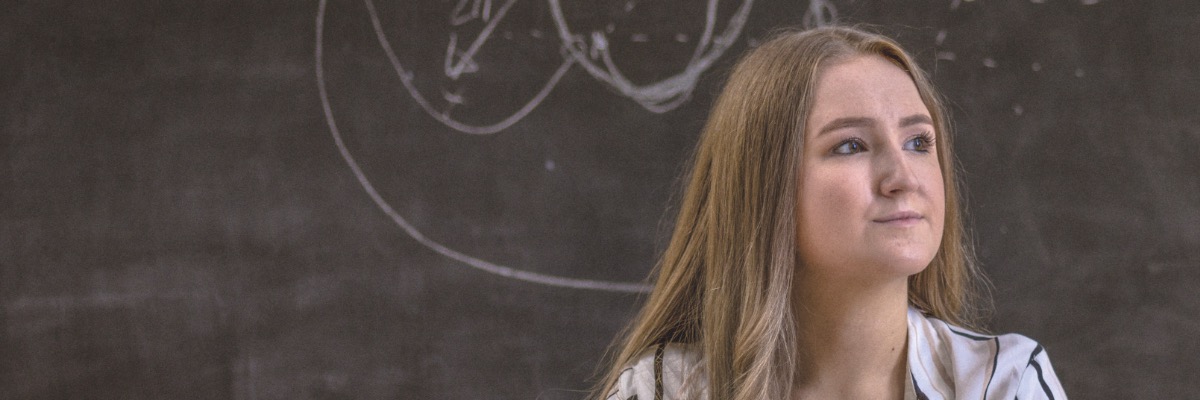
[873, 211, 923, 225]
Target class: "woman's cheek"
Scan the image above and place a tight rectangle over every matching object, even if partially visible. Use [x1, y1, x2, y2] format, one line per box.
[921, 161, 945, 216]
[917, 159, 946, 247]
[811, 165, 866, 232]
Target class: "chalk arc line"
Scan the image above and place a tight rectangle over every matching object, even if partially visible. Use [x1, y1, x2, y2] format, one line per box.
[546, 0, 755, 113]
[316, 0, 652, 293]
[362, 0, 575, 136]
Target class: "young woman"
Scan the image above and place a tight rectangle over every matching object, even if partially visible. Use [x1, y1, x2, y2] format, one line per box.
[595, 27, 1067, 400]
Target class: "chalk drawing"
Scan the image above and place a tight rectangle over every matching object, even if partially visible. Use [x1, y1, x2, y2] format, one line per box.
[363, 0, 834, 130]
[362, 0, 574, 135]
[315, 0, 844, 292]
[450, 0, 494, 26]
[803, 0, 837, 29]
[444, 0, 518, 80]
[547, 0, 756, 113]
[317, 0, 651, 293]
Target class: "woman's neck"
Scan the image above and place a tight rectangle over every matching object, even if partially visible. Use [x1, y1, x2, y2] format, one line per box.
[790, 274, 910, 399]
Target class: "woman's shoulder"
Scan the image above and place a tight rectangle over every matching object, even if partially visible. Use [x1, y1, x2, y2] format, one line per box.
[907, 307, 1068, 399]
[605, 342, 707, 400]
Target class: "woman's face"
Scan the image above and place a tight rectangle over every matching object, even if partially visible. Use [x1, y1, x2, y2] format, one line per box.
[796, 54, 945, 283]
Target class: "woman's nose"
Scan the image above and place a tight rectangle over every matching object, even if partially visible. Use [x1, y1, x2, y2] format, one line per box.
[877, 148, 920, 197]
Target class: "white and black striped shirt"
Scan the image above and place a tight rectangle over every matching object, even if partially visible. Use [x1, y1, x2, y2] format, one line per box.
[607, 307, 1067, 400]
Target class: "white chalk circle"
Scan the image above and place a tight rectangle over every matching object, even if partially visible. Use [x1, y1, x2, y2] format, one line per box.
[361, 0, 575, 136]
[315, 0, 651, 293]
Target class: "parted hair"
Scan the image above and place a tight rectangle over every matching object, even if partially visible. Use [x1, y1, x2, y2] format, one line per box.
[594, 26, 990, 400]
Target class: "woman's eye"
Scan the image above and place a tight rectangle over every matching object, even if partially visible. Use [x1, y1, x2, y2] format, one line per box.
[904, 133, 935, 153]
[832, 139, 866, 155]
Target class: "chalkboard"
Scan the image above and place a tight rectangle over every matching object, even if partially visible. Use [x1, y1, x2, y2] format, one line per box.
[4, 0, 1198, 398]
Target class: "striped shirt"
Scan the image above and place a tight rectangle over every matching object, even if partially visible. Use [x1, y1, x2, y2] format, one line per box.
[606, 307, 1067, 400]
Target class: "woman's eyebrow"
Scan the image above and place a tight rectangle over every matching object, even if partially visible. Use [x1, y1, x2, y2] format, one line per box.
[816, 114, 933, 137]
[816, 117, 874, 136]
[899, 114, 933, 128]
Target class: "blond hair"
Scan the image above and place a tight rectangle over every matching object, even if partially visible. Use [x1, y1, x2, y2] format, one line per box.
[594, 26, 990, 400]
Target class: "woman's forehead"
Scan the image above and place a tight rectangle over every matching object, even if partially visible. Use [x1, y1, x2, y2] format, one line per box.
[806, 55, 929, 133]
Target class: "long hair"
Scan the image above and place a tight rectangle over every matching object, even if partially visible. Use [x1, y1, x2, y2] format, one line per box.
[594, 26, 989, 400]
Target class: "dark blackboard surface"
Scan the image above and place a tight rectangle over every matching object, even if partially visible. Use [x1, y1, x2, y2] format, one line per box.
[3, 0, 1198, 398]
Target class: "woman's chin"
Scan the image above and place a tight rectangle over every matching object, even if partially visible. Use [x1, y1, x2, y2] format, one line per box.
[870, 250, 936, 278]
